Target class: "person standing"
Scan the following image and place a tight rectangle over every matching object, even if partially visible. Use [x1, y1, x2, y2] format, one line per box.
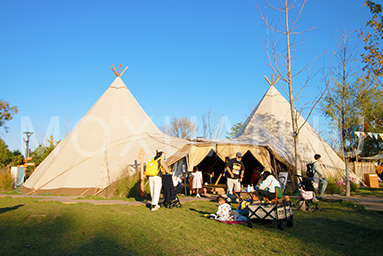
[312, 154, 327, 198]
[376, 162, 383, 180]
[191, 166, 203, 198]
[148, 150, 171, 211]
[225, 152, 246, 201]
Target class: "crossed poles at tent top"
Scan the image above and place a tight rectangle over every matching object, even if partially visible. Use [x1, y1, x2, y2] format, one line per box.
[110, 64, 128, 77]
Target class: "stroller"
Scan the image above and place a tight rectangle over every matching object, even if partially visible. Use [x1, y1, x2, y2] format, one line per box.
[162, 174, 182, 209]
[295, 175, 318, 212]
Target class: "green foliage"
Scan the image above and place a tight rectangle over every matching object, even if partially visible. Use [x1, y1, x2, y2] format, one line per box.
[326, 177, 358, 195]
[0, 169, 13, 191]
[225, 122, 243, 139]
[0, 99, 18, 131]
[326, 181, 341, 195]
[0, 138, 24, 168]
[322, 74, 383, 152]
[359, 1, 383, 76]
[30, 141, 59, 167]
[112, 171, 148, 199]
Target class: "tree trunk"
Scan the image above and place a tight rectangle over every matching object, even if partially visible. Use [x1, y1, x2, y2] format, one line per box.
[285, 1, 301, 176]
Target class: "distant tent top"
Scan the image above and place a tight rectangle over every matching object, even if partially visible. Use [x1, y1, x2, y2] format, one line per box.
[234, 84, 345, 178]
[21, 65, 187, 196]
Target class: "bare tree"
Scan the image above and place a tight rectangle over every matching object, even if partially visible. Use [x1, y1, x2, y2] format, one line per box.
[160, 116, 197, 139]
[63, 114, 73, 137]
[258, 0, 327, 176]
[202, 108, 223, 139]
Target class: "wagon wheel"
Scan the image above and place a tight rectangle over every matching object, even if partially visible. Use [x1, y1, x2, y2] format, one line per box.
[247, 221, 253, 228]
[277, 222, 284, 230]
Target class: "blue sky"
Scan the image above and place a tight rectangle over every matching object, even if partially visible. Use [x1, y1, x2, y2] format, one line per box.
[0, 0, 376, 152]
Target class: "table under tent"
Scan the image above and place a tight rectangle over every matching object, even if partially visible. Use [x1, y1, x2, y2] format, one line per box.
[166, 140, 295, 196]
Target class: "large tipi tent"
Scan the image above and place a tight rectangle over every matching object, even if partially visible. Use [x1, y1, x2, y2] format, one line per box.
[21, 67, 187, 196]
[234, 84, 345, 178]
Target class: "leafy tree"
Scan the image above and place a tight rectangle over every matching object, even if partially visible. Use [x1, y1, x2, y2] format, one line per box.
[321, 30, 383, 195]
[359, 0, 383, 77]
[10, 150, 24, 166]
[0, 100, 18, 132]
[30, 136, 59, 167]
[225, 122, 243, 139]
[0, 138, 23, 168]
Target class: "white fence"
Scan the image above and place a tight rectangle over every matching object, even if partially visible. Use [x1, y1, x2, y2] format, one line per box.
[353, 162, 376, 180]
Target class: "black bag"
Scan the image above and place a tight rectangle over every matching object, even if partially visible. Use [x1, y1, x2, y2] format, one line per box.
[306, 163, 315, 178]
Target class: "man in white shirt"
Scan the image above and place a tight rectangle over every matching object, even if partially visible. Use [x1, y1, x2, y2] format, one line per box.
[312, 154, 327, 198]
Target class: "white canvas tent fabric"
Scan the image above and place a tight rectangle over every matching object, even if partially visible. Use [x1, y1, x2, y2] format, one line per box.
[234, 85, 345, 178]
[21, 76, 187, 196]
[166, 139, 273, 176]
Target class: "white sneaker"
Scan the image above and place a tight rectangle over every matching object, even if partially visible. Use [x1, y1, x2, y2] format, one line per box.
[196, 194, 201, 198]
[151, 205, 160, 211]
[312, 198, 319, 203]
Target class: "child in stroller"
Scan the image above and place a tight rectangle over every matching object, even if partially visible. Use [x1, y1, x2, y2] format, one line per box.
[295, 174, 319, 211]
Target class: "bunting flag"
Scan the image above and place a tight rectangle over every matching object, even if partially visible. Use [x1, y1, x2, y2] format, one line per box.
[353, 131, 383, 140]
[343, 117, 383, 136]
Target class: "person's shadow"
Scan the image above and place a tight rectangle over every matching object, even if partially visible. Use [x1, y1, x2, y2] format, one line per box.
[0, 204, 24, 214]
[190, 208, 210, 215]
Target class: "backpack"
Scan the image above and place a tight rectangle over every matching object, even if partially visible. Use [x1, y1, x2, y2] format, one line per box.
[145, 157, 162, 177]
[306, 163, 315, 178]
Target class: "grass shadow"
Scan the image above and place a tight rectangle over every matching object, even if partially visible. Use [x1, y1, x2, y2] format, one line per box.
[189, 207, 210, 215]
[0, 204, 24, 214]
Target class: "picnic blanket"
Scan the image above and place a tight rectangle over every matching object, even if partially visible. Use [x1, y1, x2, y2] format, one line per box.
[206, 213, 247, 225]
[217, 220, 247, 225]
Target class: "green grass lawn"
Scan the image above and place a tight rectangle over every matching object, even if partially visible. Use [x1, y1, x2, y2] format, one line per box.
[0, 196, 382, 256]
[353, 183, 383, 197]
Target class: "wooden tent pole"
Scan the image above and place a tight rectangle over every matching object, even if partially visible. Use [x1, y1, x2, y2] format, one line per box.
[137, 148, 146, 197]
[265, 74, 280, 86]
[110, 64, 128, 77]
[112, 64, 118, 76]
[110, 67, 118, 77]
[120, 66, 128, 76]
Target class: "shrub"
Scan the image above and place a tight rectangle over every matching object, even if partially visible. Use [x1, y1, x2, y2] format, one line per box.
[112, 171, 150, 199]
[326, 177, 358, 195]
[325, 178, 340, 194]
[0, 168, 13, 191]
